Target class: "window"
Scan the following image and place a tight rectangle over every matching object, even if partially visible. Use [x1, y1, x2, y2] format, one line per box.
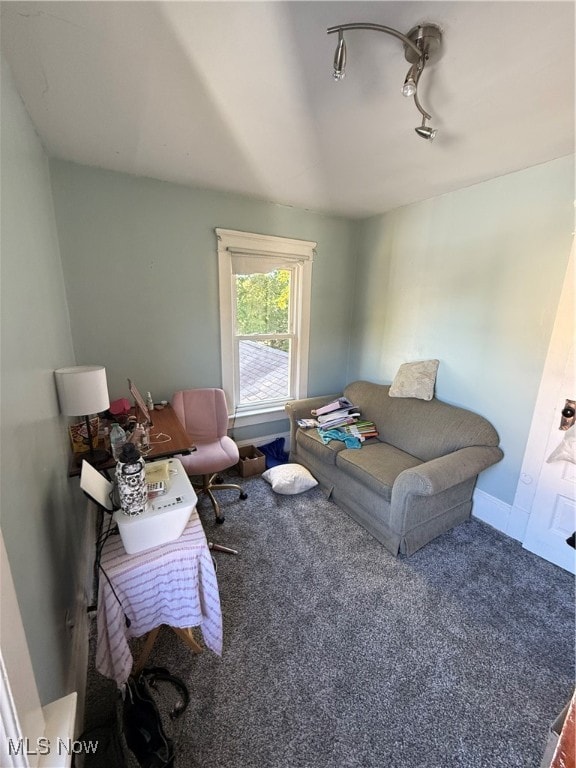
[216, 228, 315, 422]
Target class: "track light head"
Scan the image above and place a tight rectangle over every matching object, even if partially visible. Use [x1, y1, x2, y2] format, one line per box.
[402, 74, 417, 98]
[415, 121, 437, 141]
[402, 60, 422, 98]
[333, 30, 346, 81]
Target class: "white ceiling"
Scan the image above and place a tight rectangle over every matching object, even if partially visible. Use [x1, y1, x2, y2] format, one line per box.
[1, 1, 574, 218]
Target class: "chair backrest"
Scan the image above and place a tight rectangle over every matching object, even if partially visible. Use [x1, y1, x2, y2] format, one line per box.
[171, 389, 230, 441]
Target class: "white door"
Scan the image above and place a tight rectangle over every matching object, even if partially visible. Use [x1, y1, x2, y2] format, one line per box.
[516, 247, 575, 573]
[0, 532, 77, 768]
[1, 531, 44, 768]
[522, 348, 575, 572]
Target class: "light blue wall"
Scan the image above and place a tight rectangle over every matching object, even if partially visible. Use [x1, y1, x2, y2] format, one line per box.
[1, 50, 573, 711]
[49, 160, 356, 440]
[350, 156, 574, 505]
[0, 58, 85, 705]
[50, 157, 574, 504]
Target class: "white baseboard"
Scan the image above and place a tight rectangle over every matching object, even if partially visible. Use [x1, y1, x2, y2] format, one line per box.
[504, 505, 531, 542]
[472, 488, 527, 542]
[235, 431, 290, 449]
[39, 692, 77, 768]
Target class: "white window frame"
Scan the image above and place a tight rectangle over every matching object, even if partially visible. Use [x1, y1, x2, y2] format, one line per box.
[216, 228, 315, 426]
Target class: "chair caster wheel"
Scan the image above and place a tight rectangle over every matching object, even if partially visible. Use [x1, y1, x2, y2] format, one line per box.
[240, 492, 248, 500]
[215, 515, 225, 524]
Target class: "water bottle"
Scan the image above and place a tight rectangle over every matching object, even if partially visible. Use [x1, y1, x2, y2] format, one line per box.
[116, 443, 147, 517]
[146, 391, 154, 413]
[110, 422, 127, 460]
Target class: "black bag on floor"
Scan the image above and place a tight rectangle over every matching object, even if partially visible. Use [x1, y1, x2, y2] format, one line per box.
[73, 716, 128, 767]
[123, 667, 189, 768]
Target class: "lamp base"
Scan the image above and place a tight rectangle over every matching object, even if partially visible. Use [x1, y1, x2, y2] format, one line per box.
[74, 449, 111, 467]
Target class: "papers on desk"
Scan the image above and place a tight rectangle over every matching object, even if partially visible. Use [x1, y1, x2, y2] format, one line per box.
[145, 460, 171, 498]
[145, 460, 171, 485]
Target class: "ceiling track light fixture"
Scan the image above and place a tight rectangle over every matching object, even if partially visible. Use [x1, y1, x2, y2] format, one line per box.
[327, 22, 443, 140]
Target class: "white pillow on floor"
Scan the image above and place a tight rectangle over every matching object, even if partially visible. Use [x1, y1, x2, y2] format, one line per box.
[262, 464, 318, 495]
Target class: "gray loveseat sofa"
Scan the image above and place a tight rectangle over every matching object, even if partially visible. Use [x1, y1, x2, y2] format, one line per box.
[285, 380, 503, 556]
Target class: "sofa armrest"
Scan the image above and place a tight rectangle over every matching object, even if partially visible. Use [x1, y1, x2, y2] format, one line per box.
[392, 445, 504, 502]
[285, 394, 341, 455]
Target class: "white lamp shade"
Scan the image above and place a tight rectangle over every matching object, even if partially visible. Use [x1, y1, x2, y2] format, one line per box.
[55, 365, 110, 416]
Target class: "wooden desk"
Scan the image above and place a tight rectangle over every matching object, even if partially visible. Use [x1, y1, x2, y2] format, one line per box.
[144, 404, 195, 461]
[68, 404, 195, 477]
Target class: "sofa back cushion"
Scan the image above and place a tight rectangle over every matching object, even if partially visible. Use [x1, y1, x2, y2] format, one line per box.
[344, 381, 500, 462]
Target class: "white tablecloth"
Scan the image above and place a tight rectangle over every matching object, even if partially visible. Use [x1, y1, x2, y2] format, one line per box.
[96, 509, 222, 685]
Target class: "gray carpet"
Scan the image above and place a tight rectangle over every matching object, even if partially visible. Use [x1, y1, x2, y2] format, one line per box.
[84, 471, 575, 768]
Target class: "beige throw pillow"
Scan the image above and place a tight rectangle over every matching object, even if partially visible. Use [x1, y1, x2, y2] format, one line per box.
[389, 359, 439, 401]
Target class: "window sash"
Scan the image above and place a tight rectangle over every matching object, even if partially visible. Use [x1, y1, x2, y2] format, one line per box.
[232, 266, 297, 409]
[235, 337, 294, 408]
[216, 228, 315, 420]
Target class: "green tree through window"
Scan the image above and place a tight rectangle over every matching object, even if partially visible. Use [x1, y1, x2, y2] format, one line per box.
[235, 270, 290, 351]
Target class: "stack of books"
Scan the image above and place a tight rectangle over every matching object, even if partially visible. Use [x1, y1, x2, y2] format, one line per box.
[311, 397, 359, 429]
[298, 397, 356, 428]
[311, 397, 355, 417]
[316, 408, 361, 430]
[338, 420, 379, 441]
[297, 396, 379, 442]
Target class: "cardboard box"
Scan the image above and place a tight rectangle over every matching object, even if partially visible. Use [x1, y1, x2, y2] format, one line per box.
[540, 701, 570, 768]
[237, 445, 266, 477]
[68, 416, 100, 454]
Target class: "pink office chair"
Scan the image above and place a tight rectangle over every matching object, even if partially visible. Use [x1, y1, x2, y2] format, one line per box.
[172, 388, 247, 524]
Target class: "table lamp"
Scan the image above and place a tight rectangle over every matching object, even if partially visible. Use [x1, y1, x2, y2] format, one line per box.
[55, 365, 110, 466]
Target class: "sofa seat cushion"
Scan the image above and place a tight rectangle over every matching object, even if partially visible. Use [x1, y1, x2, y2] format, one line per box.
[296, 427, 347, 465]
[336, 442, 423, 501]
